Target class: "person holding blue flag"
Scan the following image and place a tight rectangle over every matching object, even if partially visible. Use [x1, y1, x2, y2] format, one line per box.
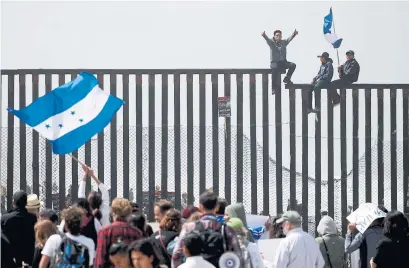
[330, 50, 360, 105]
[261, 28, 298, 94]
[8, 72, 124, 155]
[322, 8, 360, 106]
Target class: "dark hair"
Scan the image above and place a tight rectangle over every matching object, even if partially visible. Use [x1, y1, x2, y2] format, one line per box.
[128, 214, 148, 237]
[130, 202, 142, 215]
[155, 200, 173, 215]
[159, 209, 182, 232]
[199, 191, 218, 211]
[109, 239, 129, 256]
[378, 205, 388, 214]
[216, 198, 228, 215]
[128, 239, 160, 267]
[270, 214, 286, 239]
[183, 232, 204, 256]
[383, 211, 409, 241]
[88, 191, 103, 221]
[145, 224, 154, 237]
[63, 207, 84, 235]
[39, 209, 59, 224]
[182, 205, 199, 219]
[13, 191, 27, 208]
[274, 30, 282, 36]
[76, 198, 92, 216]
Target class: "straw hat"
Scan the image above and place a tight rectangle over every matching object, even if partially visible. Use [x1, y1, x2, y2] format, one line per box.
[26, 194, 42, 209]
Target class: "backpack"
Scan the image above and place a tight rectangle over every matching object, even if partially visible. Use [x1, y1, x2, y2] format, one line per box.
[52, 235, 90, 268]
[150, 237, 172, 267]
[192, 221, 227, 268]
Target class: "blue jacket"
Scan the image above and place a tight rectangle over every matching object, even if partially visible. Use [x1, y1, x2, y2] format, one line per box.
[313, 58, 334, 83]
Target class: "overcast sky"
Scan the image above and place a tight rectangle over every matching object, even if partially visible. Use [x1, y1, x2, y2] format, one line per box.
[1, 1, 409, 212]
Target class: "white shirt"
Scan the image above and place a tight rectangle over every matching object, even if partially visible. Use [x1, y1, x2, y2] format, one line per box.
[274, 228, 325, 268]
[78, 181, 111, 226]
[41, 233, 95, 266]
[178, 256, 216, 268]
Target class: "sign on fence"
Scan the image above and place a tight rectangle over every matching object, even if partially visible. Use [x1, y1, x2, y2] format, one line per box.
[218, 96, 231, 117]
[346, 203, 387, 233]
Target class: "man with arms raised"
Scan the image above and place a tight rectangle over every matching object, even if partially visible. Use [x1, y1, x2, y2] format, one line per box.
[262, 29, 298, 93]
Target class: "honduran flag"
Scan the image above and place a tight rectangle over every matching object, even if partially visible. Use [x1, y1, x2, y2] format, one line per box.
[323, 8, 343, 49]
[8, 72, 124, 155]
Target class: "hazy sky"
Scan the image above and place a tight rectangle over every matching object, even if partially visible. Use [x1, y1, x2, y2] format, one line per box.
[2, 1, 409, 83]
[1, 1, 409, 212]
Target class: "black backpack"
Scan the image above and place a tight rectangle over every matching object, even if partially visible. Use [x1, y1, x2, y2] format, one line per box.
[192, 221, 227, 268]
[150, 238, 172, 267]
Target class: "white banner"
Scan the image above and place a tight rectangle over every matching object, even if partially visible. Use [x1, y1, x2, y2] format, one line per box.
[246, 214, 269, 228]
[258, 239, 283, 264]
[346, 203, 387, 233]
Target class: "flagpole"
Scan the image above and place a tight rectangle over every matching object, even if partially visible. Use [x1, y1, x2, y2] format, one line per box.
[331, 7, 341, 66]
[69, 153, 86, 166]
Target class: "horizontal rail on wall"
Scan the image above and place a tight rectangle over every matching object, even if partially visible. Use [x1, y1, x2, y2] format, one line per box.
[1, 69, 272, 76]
[287, 84, 409, 89]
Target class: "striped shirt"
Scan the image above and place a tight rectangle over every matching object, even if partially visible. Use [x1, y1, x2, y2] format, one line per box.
[94, 220, 142, 268]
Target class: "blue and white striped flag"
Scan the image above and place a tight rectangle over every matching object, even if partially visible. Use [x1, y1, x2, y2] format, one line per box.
[323, 8, 343, 48]
[8, 72, 124, 155]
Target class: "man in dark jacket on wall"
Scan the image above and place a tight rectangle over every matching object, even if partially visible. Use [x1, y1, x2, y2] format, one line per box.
[262, 29, 298, 94]
[308, 52, 334, 113]
[330, 50, 360, 105]
[1, 190, 37, 267]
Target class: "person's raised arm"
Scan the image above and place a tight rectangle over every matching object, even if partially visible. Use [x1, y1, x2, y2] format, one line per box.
[345, 223, 364, 254]
[261, 31, 275, 48]
[88, 168, 109, 207]
[284, 29, 298, 45]
[78, 164, 88, 199]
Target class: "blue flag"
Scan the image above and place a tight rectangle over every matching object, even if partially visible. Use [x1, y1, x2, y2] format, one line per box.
[8, 72, 124, 155]
[323, 8, 343, 48]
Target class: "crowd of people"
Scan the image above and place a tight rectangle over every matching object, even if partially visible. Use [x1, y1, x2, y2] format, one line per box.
[2, 164, 409, 268]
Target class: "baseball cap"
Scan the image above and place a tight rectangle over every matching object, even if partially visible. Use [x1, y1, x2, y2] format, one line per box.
[317, 52, 329, 58]
[346, 50, 355, 56]
[276, 210, 301, 224]
[13, 190, 27, 208]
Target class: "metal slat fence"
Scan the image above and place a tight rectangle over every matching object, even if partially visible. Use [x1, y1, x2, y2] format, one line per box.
[1, 69, 408, 234]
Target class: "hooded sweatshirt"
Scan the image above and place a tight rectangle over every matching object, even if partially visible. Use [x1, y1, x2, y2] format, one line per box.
[225, 203, 255, 242]
[316, 216, 347, 268]
[345, 221, 385, 268]
[313, 58, 334, 83]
